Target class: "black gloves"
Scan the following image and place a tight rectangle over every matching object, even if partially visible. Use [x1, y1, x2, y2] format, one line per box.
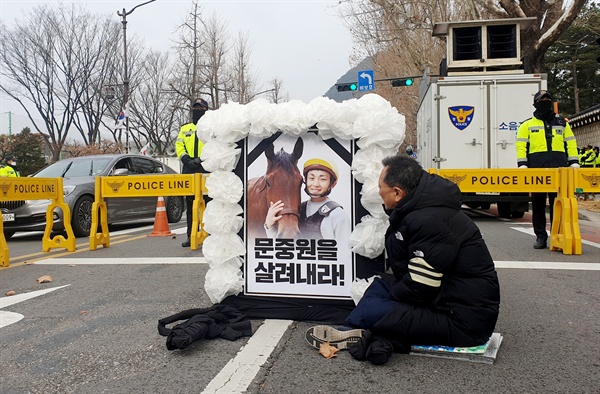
[181, 155, 192, 165]
[181, 155, 203, 172]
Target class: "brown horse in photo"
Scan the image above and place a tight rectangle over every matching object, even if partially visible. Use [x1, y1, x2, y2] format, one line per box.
[247, 138, 304, 239]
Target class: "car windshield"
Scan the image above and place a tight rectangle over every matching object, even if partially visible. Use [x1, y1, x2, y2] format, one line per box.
[35, 157, 113, 177]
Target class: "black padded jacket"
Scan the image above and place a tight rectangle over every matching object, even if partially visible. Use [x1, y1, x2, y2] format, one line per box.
[381, 171, 500, 341]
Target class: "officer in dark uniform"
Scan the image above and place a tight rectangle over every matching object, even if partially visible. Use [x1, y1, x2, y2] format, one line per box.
[176, 98, 209, 247]
[515, 90, 579, 249]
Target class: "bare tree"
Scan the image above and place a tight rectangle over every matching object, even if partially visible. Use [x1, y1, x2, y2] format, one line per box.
[266, 78, 289, 104]
[336, 0, 586, 145]
[200, 12, 230, 109]
[171, 1, 264, 114]
[72, 17, 122, 146]
[339, 0, 586, 73]
[170, 0, 205, 116]
[477, 0, 587, 72]
[127, 50, 185, 155]
[228, 31, 258, 104]
[0, 4, 120, 161]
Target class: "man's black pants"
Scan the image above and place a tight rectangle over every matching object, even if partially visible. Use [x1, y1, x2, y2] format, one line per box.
[531, 192, 556, 240]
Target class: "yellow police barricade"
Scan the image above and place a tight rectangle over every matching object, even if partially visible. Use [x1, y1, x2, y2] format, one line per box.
[0, 177, 76, 267]
[430, 168, 581, 255]
[89, 173, 207, 251]
[568, 167, 600, 253]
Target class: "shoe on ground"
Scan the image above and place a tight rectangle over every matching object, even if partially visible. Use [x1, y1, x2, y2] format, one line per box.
[305, 325, 364, 350]
[181, 238, 191, 247]
[533, 238, 547, 249]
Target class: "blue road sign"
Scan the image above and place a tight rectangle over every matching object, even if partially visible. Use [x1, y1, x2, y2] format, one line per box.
[357, 70, 374, 92]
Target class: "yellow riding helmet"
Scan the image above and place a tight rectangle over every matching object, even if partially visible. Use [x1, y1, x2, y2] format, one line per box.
[303, 158, 339, 183]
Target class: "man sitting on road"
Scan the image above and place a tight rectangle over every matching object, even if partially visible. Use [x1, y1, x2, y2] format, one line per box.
[306, 155, 500, 365]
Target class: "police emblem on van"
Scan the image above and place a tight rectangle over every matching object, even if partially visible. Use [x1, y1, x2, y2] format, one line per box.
[448, 106, 475, 131]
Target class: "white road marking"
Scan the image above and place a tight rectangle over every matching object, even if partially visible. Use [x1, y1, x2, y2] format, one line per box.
[495, 261, 600, 270]
[0, 311, 24, 328]
[0, 285, 71, 309]
[202, 319, 292, 394]
[0, 285, 70, 328]
[511, 226, 600, 248]
[10, 225, 187, 239]
[36, 257, 207, 265]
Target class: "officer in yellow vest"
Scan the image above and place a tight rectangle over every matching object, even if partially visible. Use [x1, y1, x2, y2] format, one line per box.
[176, 98, 209, 247]
[581, 145, 597, 167]
[0, 154, 20, 177]
[516, 90, 579, 249]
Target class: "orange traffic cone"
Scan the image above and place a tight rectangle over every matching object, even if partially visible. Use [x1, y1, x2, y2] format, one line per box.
[148, 197, 173, 237]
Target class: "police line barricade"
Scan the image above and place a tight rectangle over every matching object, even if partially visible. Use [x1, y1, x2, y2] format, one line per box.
[0, 177, 76, 267]
[428, 168, 582, 255]
[565, 167, 600, 254]
[89, 173, 207, 251]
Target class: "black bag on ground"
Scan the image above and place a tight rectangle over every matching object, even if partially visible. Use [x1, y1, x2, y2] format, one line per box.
[158, 304, 253, 350]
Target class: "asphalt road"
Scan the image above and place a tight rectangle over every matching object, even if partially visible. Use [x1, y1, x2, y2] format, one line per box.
[1, 209, 598, 394]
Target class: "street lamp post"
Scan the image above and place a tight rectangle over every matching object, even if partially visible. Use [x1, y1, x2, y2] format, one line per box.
[117, 0, 156, 153]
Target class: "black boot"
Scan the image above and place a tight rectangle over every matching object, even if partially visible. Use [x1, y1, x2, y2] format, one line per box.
[533, 237, 547, 249]
[182, 238, 191, 247]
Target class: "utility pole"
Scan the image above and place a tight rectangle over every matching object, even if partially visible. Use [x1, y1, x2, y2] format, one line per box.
[117, 0, 156, 153]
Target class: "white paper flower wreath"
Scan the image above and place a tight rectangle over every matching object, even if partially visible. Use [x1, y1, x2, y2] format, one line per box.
[196, 94, 405, 303]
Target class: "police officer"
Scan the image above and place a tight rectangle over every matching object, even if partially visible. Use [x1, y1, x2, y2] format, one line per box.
[0, 154, 20, 177]
[176, 98, 209, 247]
[580, 145, 597, 167]
[516, 90, 579, 249]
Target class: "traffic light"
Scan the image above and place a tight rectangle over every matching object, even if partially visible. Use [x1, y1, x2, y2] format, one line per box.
[391, 78, 414, 87]
[337, 83, 357, 92]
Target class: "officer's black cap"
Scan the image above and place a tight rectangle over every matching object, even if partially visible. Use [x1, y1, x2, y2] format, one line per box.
[192, 98, 209, 110]
[533, 90, 552, 103]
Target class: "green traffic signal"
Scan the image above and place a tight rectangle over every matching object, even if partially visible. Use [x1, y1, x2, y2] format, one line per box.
[391, 78, 414, 87]
[337, 83, 358, 92]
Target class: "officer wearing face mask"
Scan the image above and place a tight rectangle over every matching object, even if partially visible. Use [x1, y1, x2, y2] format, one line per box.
[0, 154, 20, 177]
[516, 90, 579, 250]
[176, 98, 209, 247]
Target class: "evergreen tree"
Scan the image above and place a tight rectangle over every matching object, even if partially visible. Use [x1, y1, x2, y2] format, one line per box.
[545, 0, 600, 116]
[0, 128, 48, 176]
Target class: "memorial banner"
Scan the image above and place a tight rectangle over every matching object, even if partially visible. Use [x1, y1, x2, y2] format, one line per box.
[244, 132, 354, 299]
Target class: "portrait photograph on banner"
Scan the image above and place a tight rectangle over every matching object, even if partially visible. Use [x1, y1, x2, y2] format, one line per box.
[244, 131, 355, 299]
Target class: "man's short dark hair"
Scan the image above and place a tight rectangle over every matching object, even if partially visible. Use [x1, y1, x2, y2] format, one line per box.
[381, 155, 423, 194]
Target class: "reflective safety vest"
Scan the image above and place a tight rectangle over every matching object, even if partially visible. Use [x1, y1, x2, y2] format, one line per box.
[175, 122, 204, 162]
[581, 148, 597, 166]
[515, 116, 578, 168]
[0, 164, 19, 177]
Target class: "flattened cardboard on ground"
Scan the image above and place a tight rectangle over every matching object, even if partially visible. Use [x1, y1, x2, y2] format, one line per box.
[410, 333, 503, 364]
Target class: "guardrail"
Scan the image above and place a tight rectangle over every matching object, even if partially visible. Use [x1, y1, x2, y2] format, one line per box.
[429, 167, 600, 255]
[0, 177, 76, 267]
[89, 173, 207, 251]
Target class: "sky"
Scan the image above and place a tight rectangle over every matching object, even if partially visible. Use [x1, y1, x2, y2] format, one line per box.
[0, 0, 355, 133]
